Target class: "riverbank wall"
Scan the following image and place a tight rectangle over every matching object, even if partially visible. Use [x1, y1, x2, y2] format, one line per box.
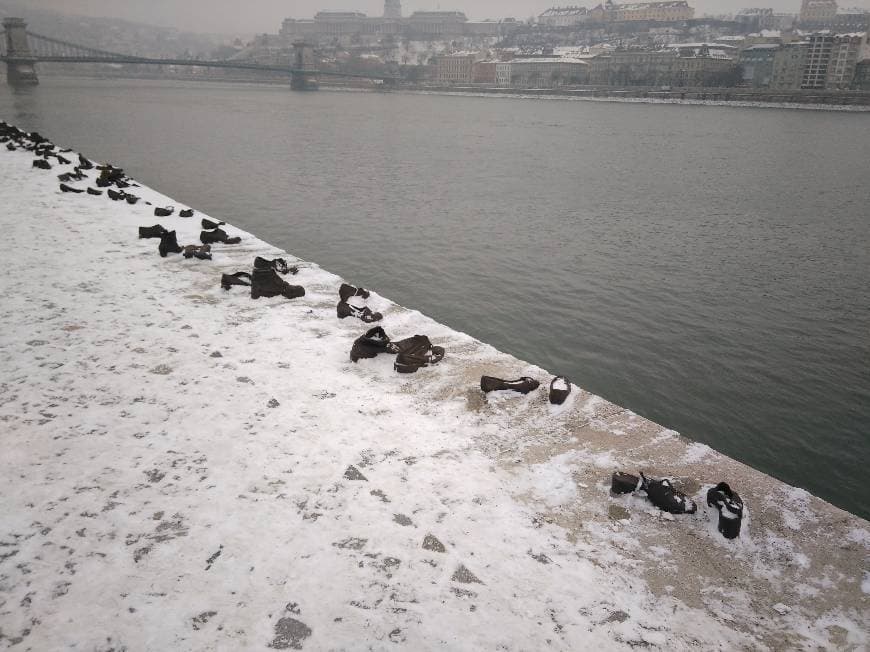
[0, 122, 867, 650]
[13, 72, 870, 109]
[405, 84, 870, 107]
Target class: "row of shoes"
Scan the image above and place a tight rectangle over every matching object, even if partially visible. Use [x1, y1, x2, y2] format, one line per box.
[222, 256, 305, 299]
[611, 471, 744, 539]
[14, 130, 199, 222]
[337, 283, 382, 323]
[480, 375, 572, 405]
[2, 122, 62, 156]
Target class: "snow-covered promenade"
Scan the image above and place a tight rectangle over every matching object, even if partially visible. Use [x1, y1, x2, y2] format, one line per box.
[0, 127, 867, 651]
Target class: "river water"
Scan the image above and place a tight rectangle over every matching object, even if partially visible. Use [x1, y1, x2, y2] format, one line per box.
[2, 78, 868, 520]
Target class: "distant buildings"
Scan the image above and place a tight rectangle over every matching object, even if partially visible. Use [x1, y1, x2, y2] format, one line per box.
[496, 57, 591, 87]
[383, 0, 402, 20]
[799, 0, 839, 26]
[854, 58, 870, 88]
[599, 0, 694, 22]
[280, 0, 509, 44]
[435, 53, 476, 83]
[739, 43, 781, 86]
[538, 6, 592, 27]
[537, 1, 694, 26]
[735, 8, 796, 32]
[802, 32, 867, 88]
[276, 0, 869, 93]
[798, 0, 870, 30]
[770, 42, 809, 89]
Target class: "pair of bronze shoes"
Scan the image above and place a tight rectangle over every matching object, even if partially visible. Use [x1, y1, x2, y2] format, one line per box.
[183, 244, 211, 260]
[611, 471, 698, 515]
[337, 283, 382, 323]
[479, 375, 572, 404]
[349, 326, 445, 373]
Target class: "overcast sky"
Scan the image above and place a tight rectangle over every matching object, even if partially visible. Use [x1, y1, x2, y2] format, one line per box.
[24, 0, 870, 34]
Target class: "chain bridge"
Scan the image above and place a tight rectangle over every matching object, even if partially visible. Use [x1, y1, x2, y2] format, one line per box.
[0, 17, 396, 89]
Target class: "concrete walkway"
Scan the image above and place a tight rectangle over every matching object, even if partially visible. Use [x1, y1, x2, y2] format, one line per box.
[0, 134, 867, 651]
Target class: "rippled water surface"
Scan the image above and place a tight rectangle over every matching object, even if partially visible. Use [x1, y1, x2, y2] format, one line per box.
[2, 78, 868, 519]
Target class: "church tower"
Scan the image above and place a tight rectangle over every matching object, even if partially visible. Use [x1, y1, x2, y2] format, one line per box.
[384, 0, 402, 19]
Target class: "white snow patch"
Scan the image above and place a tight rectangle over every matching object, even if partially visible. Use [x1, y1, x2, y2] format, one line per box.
[682, 442, 714, 463]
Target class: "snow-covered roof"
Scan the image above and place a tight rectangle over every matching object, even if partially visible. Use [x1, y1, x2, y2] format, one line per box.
[611, 1, 691, 9]
[506, 57, 591, 64]
[539, 6, 589, 17]
[665, 42, 739, 50]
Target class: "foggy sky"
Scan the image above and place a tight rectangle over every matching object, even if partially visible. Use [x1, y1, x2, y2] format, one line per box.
[24, 0, 870, 34]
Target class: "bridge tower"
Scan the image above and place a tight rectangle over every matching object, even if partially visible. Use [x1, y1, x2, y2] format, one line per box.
[3, 18, 39, 86]
[290, 41, 317, 91]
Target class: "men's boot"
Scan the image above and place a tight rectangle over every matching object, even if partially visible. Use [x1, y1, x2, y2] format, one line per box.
[139, 224, 167, 239]
[200, 228, 241, 245]
[254, 256, 294, 275]
[339, 282, 370, 301]
[250, 268, 305, 300]
[158, 230, 183, 257]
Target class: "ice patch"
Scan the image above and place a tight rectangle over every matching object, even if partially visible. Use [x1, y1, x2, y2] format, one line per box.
[682, 442, 713, 463]
[587, 450, 619, 469]
[846, 527, 870, 548]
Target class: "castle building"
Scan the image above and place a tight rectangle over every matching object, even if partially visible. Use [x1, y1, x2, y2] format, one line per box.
[280, 0, 506, 44]
[589, 0, 694, 22]
[799, 0, 838, 26]
[538, 6, 591, 27]
[384, 0, 402, 19]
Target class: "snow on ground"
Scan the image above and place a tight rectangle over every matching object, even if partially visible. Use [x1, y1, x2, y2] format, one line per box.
[0, 127, 868, 651]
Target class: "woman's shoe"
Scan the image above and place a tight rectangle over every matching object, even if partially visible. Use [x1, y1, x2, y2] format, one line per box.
[183, 244, 212, 260]
[201, 218, 225, 230]
[611, 471, 642, 495]
[641, 473, 697, 514]
[549, 376, 572, 404]
[706, 482, 743, 539]
[221, 271, 252, 291]
[480, 376, 540, 394]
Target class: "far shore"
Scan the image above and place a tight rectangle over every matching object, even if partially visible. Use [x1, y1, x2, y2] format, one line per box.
[10, 72, 870, 111]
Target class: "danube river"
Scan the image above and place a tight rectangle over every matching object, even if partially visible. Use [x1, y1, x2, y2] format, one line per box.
[2, 78, 868, 519]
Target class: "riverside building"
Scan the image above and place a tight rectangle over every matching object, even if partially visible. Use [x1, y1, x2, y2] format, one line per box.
[802, 32, 867, 88]
[495, 58, 591, 87]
